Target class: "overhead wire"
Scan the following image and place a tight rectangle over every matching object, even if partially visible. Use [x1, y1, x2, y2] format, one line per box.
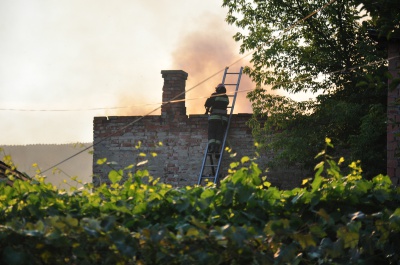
[284, 0, 338, 33]
[0, 0, 342, 115]
[35, 0, 387, 174]
[2, 55, 396, 113]
[40, 56, 249, 174]
[38, 52, 397, 177]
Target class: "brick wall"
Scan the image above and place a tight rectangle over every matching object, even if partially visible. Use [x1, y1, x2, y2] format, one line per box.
[387, 39, 400, 186]
[92, 70, 305, 189]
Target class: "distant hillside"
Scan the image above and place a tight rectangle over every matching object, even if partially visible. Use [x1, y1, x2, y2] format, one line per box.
[0, 143, 92, 189]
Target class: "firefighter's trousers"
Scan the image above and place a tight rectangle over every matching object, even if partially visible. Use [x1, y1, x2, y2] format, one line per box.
[208, 115, 227, 152]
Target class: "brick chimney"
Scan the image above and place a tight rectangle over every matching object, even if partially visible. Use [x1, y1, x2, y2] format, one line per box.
[161, 70, 188, 118]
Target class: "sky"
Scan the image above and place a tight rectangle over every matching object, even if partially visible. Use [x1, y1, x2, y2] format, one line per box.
[0, 0, 312, 145]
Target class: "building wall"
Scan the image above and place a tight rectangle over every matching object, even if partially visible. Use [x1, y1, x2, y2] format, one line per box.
[387, 39, 400, 186]
[93, 70, 306, 189]
[93, 114, 263, 186]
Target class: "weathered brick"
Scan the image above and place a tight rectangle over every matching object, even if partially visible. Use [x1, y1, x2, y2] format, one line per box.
[93, 70, 316, 188]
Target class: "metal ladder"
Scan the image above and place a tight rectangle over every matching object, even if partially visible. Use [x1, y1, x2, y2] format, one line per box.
[197, 66, 243, 185]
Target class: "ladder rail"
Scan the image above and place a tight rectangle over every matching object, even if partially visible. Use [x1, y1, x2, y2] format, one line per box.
[220, 67, 229, 85]
[197, 148, 209, 185]
[213, 67, 243, 184]
[197, 66, 243, 185]
[198, 153, 216, 185]
[197, 67, 230, 185]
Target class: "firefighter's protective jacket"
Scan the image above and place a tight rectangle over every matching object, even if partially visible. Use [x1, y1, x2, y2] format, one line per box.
[205, 92, 229, 149]
[204, 92, 229, 120]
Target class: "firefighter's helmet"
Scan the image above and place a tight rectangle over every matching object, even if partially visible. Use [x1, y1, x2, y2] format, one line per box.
[216, 83, 226, 93]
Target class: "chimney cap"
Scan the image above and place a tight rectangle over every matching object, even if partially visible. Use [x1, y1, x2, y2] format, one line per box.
[161, 70, 188, 78]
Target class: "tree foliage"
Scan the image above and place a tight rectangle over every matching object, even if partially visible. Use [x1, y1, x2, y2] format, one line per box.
[222, 0, 398, 178]
[1, 142, 400, 264]
[355, 0, 400, 38]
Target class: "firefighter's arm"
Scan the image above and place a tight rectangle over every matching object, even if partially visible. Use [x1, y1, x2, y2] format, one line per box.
[204, 97, 213, 114]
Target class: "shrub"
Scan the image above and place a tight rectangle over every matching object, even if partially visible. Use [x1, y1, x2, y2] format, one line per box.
[1, 139, 400, 264]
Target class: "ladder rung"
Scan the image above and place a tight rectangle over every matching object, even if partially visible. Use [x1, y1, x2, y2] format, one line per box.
[226, 72, 240, 75]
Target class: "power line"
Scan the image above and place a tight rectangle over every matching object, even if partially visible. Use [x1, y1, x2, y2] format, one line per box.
[0, 106, 127, 112]
[0, 0, 339, 114]
[3, 55, 396, 113]
[284, 0, 338, 33]
[40, 60, 246, 173]
[39, 0, 378, 174]
[38, 53, 398, 175]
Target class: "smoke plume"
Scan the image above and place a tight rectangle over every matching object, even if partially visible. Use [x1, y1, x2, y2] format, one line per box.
[171, 14, 255, 114]
[114, 13, 266, 117]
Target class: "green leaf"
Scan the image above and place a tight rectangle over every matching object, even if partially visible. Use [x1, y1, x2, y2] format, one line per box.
[186, 227, 199, 237]
[337, 226, 359, 249]
[124, 164, 134, 170]
[241, 156, 250, 164]
[200, 188, 215, 200]
[320, 238, 344, 258]
[309, 224, 327, 238]
[315, 208, 333, 225]
[274, 243, 298, 264]
[96, 158, 107, 165]
[356, 81, 368, 87]
[133, 202, 147, 214]
[108, 170, 123, 184]
[175, 199, 190, 212]
[190, 216, 207, 231]
[293, 233, 316, 249]
[314, 150, 325, 158]
[311, 174, 322, 192]
[230, 162, 240, 169]
[389, 208, 400, 229]
[237, 186, 253, 203]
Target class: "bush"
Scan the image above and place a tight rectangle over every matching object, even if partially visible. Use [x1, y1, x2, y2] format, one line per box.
[1, 139, 400, 264]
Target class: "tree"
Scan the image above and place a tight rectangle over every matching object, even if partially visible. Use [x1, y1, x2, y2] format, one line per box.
[355, 0, 400, 39]
[222, 0, 399, 178]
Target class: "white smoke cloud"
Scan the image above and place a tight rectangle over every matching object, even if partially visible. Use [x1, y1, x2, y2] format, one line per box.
[171, 13, 255, 114]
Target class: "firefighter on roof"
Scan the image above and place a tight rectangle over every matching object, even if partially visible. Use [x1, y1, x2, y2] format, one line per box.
[204, 83, 229, 156]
